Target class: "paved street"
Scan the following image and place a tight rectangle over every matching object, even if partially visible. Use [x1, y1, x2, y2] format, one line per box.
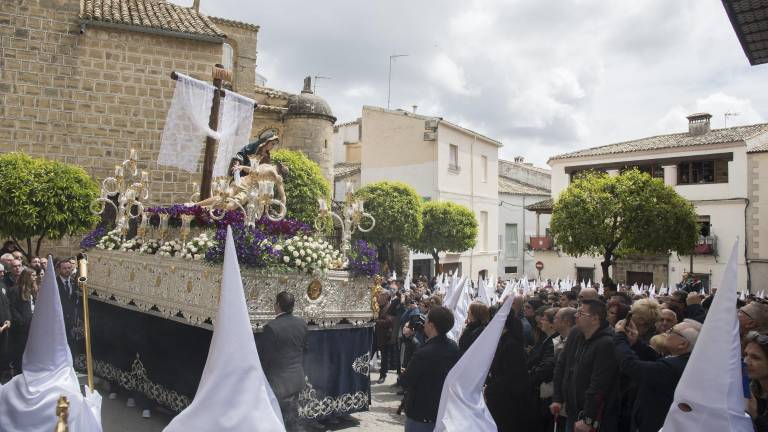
[101, 375, 405, 432]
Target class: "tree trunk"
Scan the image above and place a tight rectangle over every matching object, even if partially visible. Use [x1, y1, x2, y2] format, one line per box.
[11, 236, 29, 261]
[35, 234, 45, 258]
[601, 250, 615, 289]
[432, 250, 441, 275]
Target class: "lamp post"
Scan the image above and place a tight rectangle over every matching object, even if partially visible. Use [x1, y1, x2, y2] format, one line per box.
[387, 54, 408, 109]
[315, 181, 375, 260]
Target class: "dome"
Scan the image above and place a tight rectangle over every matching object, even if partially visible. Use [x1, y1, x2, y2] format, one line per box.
[284, 77, 336, 123]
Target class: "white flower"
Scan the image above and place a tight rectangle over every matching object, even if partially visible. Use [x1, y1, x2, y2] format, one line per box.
[293, 251, 299, 257]
[283, 256, 290, 263]
[295, 259, 302, 266]
[274, 245, 282, 251]
[194, 254, 202, 260]
[299, 250, 305, 256]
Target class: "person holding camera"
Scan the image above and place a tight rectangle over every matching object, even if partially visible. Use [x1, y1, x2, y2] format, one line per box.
[399, 306, 459, 432]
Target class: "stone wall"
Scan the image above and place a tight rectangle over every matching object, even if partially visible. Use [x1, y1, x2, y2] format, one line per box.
[282, 116, 334, 182]
[613, 255, 669, 288]
[0, 0, 222, 256]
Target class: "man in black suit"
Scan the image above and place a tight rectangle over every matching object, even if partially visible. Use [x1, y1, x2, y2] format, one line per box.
[399, 306, 460, 432]
[259, 291, 308, 432]
[55, 258, 80, 359]
[613, 318, 701, 432]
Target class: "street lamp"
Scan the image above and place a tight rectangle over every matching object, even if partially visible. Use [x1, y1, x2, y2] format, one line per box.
[387, 54, 408, 109]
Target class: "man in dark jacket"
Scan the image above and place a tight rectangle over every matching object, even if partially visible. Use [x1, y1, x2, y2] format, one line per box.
[258, 291, 308, 432]
[551, 299, 619, 432]
[55, 258, 81, 360]
[668, 290, 707, 323]
[614, 318, 701, 432]
[400, 306, 459, 432]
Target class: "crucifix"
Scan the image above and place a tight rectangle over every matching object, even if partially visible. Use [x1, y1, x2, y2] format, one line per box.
[169, 64, 257, 200]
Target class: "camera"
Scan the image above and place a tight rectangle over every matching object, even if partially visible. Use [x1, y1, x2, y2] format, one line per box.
[409, 314, 426, 332]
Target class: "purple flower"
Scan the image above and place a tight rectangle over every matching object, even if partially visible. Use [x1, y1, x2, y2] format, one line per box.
[80, 226, 107, 250]
[347, 239, 379, 277]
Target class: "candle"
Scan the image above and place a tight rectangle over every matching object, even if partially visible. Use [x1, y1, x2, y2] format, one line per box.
[318, 198, 327, 211]
[141, 171, 149, 182]
[346, 181, 354, 194]
[114, 165, 121, 177]
[129, 149, 137, 160]
[357, 200, 365, 213]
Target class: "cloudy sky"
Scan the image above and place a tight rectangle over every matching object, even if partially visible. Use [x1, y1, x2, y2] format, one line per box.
[179, 0, 767, 167]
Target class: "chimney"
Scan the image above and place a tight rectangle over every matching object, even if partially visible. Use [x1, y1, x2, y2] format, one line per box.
[412, 105, 418, 113]
[302, 76, 312, 94]
[687, 113, 712, 136]
[192, 0, 200, 11]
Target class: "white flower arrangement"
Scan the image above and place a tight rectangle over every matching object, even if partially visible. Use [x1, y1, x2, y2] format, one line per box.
[281, 236, 341, 273]
[180, 232, 216, 261]
[158, 239, 184, 257]
[96, 229, 122, 250]
[119, 237, 143, 252]
[138, 238, 161, 255]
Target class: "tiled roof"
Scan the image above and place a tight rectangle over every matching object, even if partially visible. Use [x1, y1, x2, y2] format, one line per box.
[748, 142, 768, 153]
[498, 176, 550, 196]
[550, 123, 768, 161]
[209, 16, 260, 32]
[79, 0, 226, 39]
[524, 198, 553, 212]
[333, 162, 361, 179]
[499, 159, 551, 175]
[721, 0, 768, 65]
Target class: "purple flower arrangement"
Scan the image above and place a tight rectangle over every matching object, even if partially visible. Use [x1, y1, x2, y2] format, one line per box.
[347, 239, 379, 277]
[205, 221, 284, 268]
[80, 226, 107, 250]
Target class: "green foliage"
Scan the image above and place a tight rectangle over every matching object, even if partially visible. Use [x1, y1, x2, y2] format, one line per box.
[271, 149, 331, 226]
[0, 153, 100, 257]
[353, 181, 423, 249]
[550, 169, 698, 283]
[413, 201, 477, 263]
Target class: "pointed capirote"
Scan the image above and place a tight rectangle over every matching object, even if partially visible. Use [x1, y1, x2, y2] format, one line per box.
[435, 294, 514, 431]
[164, 226, 285, 432]
[660, 240, 752, 431]
[0, 257, 102, 431]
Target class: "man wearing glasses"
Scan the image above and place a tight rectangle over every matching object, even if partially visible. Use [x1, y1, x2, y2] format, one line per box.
[551, 299, 619, 432]
[614, 317, 702, 432]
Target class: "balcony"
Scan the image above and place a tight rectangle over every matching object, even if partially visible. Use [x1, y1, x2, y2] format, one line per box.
[528, 235, 554, 251]
[693, 235, 717, 255]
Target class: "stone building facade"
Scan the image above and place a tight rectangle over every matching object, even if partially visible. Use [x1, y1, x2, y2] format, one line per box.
[0, 0, 335, 256]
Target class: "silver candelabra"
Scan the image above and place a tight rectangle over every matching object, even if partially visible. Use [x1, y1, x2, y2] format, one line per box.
[91, 149, 150, 237]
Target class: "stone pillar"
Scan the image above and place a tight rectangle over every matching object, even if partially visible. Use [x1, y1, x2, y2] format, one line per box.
[663, 165, 678, 186]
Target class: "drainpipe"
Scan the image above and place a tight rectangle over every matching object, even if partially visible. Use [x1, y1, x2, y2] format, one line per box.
[745, 198, 752, 292]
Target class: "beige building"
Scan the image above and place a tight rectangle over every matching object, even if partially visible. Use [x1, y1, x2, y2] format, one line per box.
[748, 143, 768, 290]
[527, 114, 768, 292]
[1, 0, 334, 255]
[333, 106, 502, 279]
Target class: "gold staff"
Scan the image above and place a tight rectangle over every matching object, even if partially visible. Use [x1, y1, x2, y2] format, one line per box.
[54, 395, 69, 432]
[77, 253, 94, 393]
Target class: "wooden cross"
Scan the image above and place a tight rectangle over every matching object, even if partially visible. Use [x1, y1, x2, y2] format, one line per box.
[170, 64, 257, 200]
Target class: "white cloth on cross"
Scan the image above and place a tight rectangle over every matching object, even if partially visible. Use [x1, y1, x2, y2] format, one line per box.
[212, 91, 255, 178]
[159, 73, 220, 172]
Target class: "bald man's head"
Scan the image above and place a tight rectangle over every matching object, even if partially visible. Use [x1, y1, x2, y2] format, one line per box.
[578, 288, 598, 302]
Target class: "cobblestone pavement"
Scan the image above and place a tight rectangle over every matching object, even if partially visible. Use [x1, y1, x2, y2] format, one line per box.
[101, 374, 405, 431]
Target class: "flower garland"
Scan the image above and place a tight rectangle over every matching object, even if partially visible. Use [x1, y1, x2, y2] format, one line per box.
[281, 236, 341, 274]
[158, 239, 183, 257]
[180, 233, 215, 261]
[138, 239, 161, 255]
[96, 230, 122, 251]
[347, 239, 380, 277]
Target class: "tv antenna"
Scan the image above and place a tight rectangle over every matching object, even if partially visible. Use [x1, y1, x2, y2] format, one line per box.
[313, 75, 331, 94]
[724, 112, 740, 128]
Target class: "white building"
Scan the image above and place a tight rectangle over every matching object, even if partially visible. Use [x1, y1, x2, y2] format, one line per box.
[497, 158, 551, 279]
[332, 106, 502, 279]
[527, 113, 768, 292]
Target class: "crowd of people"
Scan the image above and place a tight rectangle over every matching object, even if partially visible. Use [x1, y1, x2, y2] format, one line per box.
[0, 241, 81, 383]
[373, 273, 768, 432]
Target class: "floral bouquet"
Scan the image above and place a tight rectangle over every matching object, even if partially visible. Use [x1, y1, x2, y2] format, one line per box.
[119, 237, 143, 252]
[158, 239, 183, 257]
[347, 239, 379, 277]
[96, 229, 122, 251]
[281, 236, 340, 273]
[180, 232, 216, 261]
[138, 238, 161, 255]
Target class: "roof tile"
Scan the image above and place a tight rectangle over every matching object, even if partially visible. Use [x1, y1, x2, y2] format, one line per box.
[80, 0, 226, 39]
[550, 123, 768, 161]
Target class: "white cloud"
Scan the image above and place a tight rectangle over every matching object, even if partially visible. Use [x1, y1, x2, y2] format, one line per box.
[182, 0, 768, 166]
